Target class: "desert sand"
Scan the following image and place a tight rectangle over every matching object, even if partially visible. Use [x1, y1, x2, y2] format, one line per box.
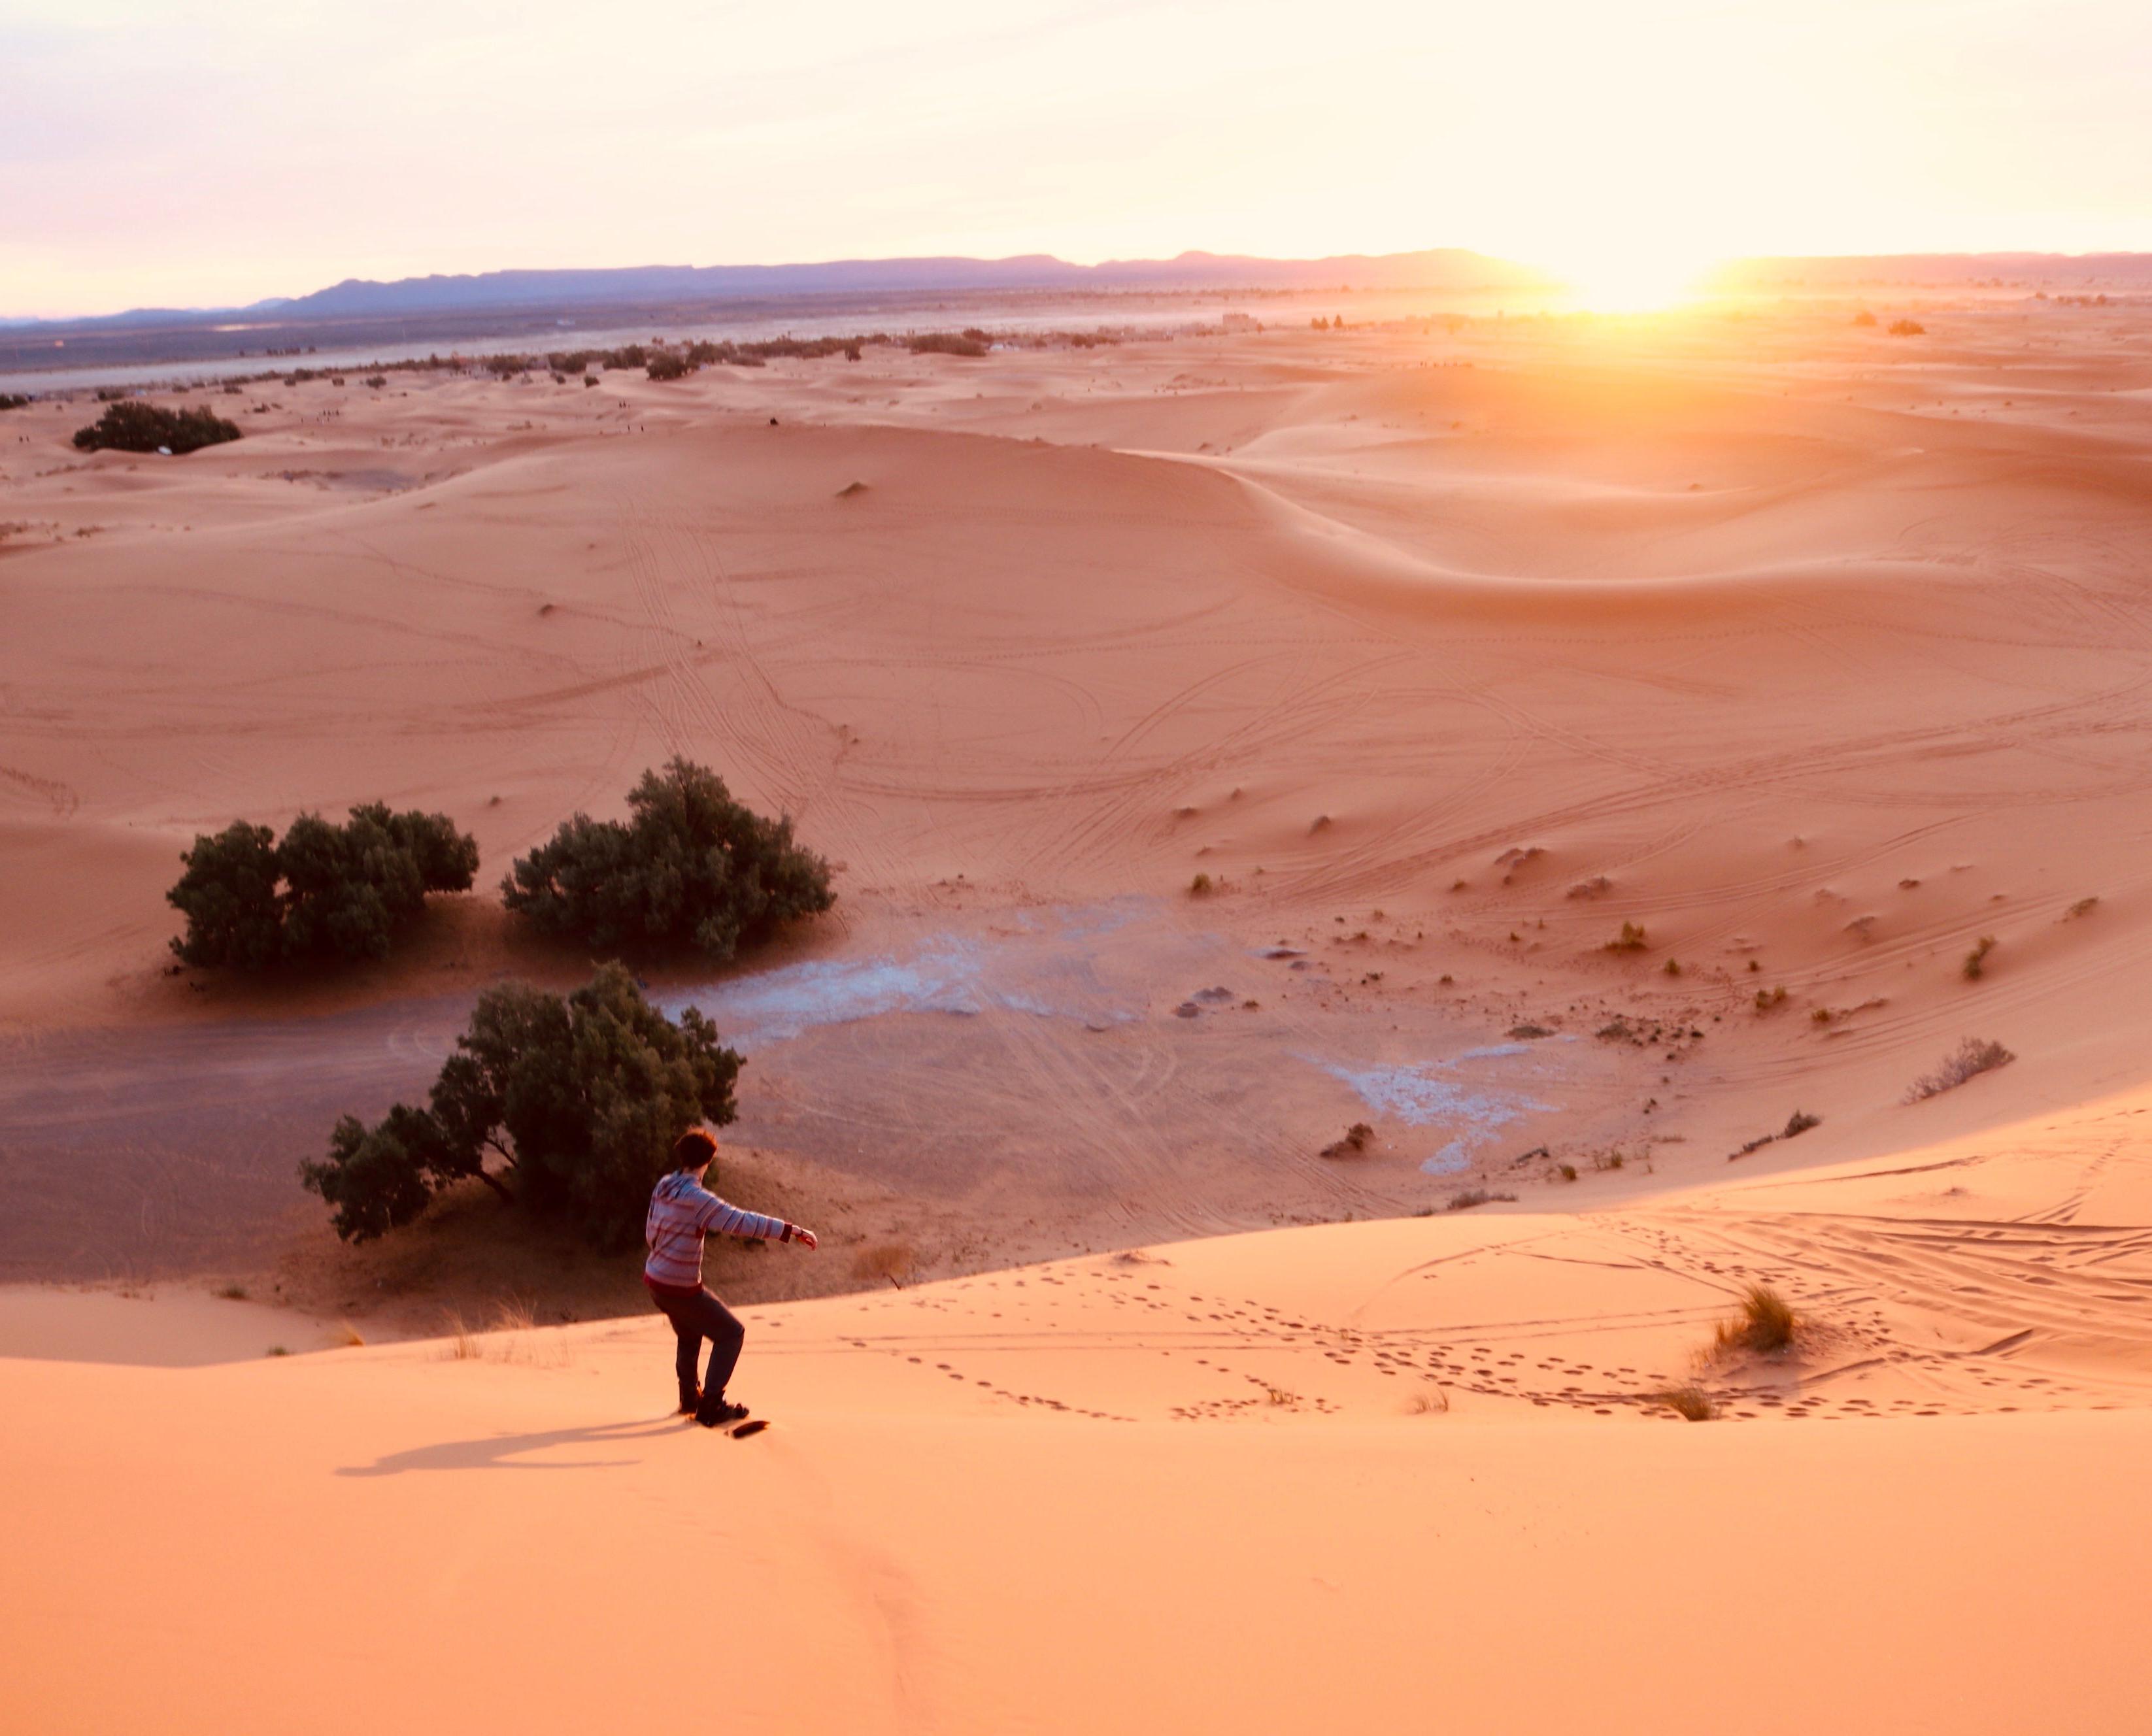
[6, 295, 2152, 1729]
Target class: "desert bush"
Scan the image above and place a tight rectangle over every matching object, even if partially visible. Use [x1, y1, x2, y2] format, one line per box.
[502, 758, 833, 960]
[1606, 921, 1647, 953]
[1851, 310, 1877, 327]
[1962, 935, 1996, 980]
[168, 805, 477, 969]
[1783, 1109, 1821, 1137]
[1320, 1122, 1375, 1159]
[0, 393, 29, 411]
[1889, 319, 1925, 337]
[166, 821, 284, 969]
[645, 350, 693, 381]
[1904, 1036, 2014, 1103]
[1714, 1283, 1797, 1355]
[1188, 872, 1215, 897]
[301, 963, 741, 1246]
[1446, 1187, 1515, 1210]
[364, 375, 386, 389]
[73, 401, 242, 455]
[907, 332, 987, 357]
[1755, 985, 1787, 1011]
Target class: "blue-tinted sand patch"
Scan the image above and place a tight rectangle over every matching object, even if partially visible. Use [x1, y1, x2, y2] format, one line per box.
[657, 899, 1170, 1051]
[1311, 1053, 1553, 1175]
[659, 944, 990, 1049]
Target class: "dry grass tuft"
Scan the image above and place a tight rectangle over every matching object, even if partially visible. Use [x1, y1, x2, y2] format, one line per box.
[1714, 1284, 1798, 1356]
[443, 1310, 479, 1360]
[337, 1321, 366, 1348]
[1187, 872, 1214, 897]
[2064, 895, 2100, 920]
[1655, 1385, 1717, 1422]
[1605, 921, 1648, 953]
[1446, 1187, 1516, 1211]
[1962, 935, 1996, 980]
[852, 1243, 916, 1286]
[1404, 1384, 1451, 1416]
[490, 1297, 537, 1333]
[1905, 1036, 2015, 1103]
[214, 1281, 248, 1301]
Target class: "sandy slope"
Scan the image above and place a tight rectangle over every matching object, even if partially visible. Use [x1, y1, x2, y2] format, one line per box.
[9, 299, 2152, 1283]
[8, 1092, 2152, 1732]
[8, 299, 2152, 1728]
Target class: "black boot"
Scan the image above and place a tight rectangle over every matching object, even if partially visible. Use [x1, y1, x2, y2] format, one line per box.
[696, 1396, 749, 1428]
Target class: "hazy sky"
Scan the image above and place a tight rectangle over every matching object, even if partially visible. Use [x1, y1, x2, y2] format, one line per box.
[5, 0, 2150, 316]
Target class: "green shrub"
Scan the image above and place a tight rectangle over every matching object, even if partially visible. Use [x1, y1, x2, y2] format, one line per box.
[167, 804, 477, 969]
[645, 351, 693, 381]
[502, 758, 833, 960]
[0, 393, 29, 412]
[166, 821, 284, 969]
[73, 401, 242, 454]
[300, 964, 741, 1246]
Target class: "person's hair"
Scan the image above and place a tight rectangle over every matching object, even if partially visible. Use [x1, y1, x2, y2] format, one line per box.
[673, 1127, 718, 1170]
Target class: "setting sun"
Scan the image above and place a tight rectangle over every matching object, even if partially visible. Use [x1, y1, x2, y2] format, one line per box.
[10, 3, 2152, 1733]
[1548, 248, 1717, 313]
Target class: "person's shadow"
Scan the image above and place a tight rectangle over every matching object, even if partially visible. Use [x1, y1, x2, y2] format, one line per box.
[337, 1416, 683, 1477]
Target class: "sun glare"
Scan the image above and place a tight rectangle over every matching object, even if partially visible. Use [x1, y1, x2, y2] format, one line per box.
[1550, 249, 1717, 314]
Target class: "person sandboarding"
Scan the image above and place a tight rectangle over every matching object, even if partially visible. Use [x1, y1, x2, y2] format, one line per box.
[644, 1127, 817, 1429]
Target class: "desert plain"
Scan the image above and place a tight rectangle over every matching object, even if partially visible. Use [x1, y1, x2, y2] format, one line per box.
[5, 294, 2152, 1731]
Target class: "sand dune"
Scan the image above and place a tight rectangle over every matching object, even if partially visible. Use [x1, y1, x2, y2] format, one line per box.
[9, 1092, 2152, 1731]
[8, 297, 2152, 1727]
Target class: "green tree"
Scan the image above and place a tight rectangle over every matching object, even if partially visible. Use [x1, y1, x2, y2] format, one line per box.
[167, 805, 479, 969]
[167, 822, 284, 969]
[280, 804, 479, 963]
[502, 758, 833, 960]
[73, 402, 243, 454]
[300, 964, 741, 1246]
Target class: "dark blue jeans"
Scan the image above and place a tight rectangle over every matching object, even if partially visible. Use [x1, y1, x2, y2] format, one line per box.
[647, 1282, 745, 1420]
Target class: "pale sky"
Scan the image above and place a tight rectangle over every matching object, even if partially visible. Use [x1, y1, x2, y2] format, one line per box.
[5, 0, 2150, 318]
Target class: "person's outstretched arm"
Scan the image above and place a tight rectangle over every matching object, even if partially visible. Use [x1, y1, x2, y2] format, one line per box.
[694, 1192, 817, 1248]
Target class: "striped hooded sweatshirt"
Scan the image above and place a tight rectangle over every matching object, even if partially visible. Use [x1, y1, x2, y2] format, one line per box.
[643, 1169, 798, 1290]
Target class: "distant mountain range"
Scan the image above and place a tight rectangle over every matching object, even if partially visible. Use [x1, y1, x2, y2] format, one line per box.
[2, 249, 1547, 332]
[5, 246, 2148, 379]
